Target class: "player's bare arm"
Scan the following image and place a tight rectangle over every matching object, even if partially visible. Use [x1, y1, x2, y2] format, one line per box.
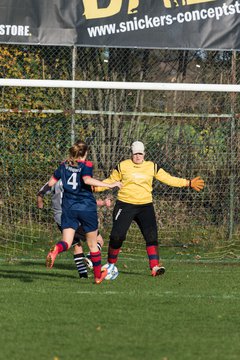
[83, 176, 122, 189]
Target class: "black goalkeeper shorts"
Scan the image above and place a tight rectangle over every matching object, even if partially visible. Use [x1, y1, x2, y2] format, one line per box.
[110, 200, 158, 245]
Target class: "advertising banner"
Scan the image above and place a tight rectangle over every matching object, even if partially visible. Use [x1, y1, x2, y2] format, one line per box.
[0, 0, 239, 49]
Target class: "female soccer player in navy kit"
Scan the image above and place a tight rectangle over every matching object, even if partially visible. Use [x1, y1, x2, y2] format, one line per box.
[46, 140, 122, 284]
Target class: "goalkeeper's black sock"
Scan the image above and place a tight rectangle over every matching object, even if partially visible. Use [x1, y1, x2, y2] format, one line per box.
[73, 253, 88, 278]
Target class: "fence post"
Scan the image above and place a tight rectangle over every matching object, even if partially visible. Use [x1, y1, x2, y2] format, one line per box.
[228, 51, 237, 240]
[71, 46, 77, 145]
[228, 114, 236, 240]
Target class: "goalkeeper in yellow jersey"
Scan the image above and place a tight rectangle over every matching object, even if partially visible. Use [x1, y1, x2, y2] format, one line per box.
[95, 141, 205, 277]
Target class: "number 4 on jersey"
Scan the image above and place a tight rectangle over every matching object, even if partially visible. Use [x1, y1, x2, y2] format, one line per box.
[67, 173, 78, 189]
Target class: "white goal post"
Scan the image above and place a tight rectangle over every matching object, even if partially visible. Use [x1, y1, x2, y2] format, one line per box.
[0, 78, 240, 92]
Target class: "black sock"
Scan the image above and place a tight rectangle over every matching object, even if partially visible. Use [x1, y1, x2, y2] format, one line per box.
[73, 253, 88, 278]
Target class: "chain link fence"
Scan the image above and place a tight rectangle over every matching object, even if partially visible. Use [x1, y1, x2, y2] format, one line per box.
[0, 45, 240, 259]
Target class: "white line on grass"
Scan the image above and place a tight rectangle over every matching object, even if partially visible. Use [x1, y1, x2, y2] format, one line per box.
[1, 287, 237, 300]
[61, 291, 240, 300]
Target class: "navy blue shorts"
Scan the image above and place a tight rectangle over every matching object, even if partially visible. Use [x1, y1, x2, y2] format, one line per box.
[61, 209, 98, 233]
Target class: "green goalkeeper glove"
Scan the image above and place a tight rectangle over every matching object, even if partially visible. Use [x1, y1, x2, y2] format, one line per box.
[189, 177, 205, 192]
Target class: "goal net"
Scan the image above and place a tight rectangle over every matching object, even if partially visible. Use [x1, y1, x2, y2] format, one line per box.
[1, 78, 240, 260]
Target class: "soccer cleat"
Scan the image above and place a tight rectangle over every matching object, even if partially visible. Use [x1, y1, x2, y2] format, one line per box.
[79, 272, 88, 279]
[151, 264, 166, 277]
[84, 255, 93, 270]
[95, 268, 108, 284]
[46, 246, 58, 268]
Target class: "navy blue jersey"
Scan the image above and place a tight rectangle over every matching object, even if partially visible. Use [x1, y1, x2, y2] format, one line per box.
[53, 160, 96, 211]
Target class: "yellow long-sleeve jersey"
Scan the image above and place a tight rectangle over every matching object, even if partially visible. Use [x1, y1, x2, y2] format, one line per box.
[96, 159, 188, 205]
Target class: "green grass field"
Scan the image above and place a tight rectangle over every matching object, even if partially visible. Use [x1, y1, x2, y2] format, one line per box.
[0, 254, 240, 360]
